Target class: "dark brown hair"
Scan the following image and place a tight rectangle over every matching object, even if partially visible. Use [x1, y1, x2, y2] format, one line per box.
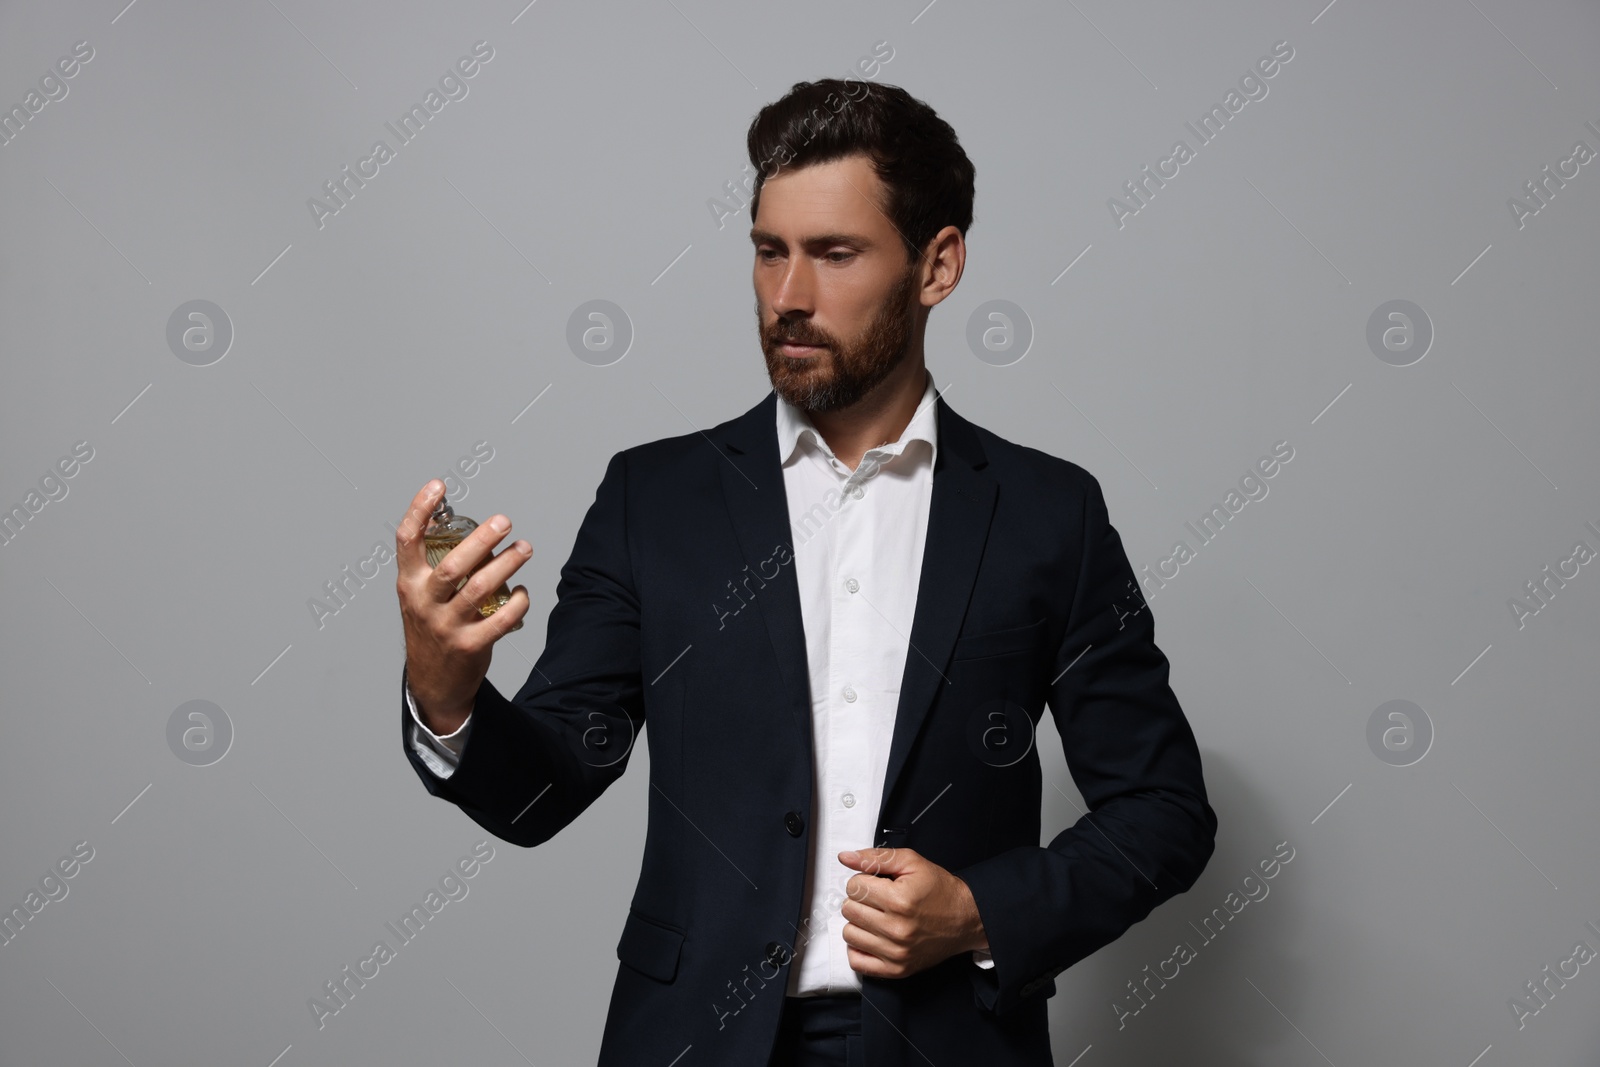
[745, 79, 975, 263]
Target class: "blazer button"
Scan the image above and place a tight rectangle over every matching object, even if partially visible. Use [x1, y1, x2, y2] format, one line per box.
[765, 941, 792, 968]
[784, 810, 805, 837]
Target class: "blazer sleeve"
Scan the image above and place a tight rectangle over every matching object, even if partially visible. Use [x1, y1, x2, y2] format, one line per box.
[953, 471, 1217, 1016]
[400, 449, 646, 848]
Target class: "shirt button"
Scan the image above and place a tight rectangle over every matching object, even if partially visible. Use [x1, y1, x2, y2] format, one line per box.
[849, 485, 865, 499]
[841, 793, 856, 809]
[844, 578, 859, 593]
[843, 686, 857, 702]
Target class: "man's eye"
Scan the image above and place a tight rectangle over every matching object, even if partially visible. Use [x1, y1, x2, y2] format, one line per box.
[826, 252, 854, 263]
[757, 249, 780, 262]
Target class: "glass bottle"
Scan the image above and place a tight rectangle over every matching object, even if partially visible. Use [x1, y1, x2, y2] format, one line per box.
[423, 496, 523, 631]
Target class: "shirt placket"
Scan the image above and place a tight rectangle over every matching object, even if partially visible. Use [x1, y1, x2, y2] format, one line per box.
[823, 450, 892, 989]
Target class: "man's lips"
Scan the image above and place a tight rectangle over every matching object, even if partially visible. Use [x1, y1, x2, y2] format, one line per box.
[778, 342, 825, 357]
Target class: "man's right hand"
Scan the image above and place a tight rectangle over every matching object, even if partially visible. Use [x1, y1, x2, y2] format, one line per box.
[396, 479, 532, 737]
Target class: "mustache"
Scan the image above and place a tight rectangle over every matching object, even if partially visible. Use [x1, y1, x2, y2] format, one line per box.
[769, 328, 830, 347]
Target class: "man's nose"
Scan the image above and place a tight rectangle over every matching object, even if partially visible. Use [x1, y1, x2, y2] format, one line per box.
[769, 257, 814, 317]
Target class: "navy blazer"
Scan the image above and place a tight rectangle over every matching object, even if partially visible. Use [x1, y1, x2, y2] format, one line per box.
[403, 387, 1216, 1066]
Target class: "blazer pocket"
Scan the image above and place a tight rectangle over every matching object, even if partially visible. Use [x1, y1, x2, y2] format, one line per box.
[616, 907, 686, 983]
[951, 617, 1047, 661]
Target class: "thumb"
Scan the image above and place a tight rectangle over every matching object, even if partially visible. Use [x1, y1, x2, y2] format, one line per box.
[839, 846, 918, 877]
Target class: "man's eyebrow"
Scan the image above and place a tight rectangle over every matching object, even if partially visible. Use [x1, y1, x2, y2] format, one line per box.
[749, 228, 873, 249]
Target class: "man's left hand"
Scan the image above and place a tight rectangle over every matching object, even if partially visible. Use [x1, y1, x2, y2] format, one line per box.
[837, 847, 989, 979]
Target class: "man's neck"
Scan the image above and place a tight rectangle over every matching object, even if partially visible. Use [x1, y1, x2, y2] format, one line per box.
[805, 356, 930, 472]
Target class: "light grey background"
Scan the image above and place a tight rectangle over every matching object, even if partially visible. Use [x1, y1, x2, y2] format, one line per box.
[3, 1, 1598, 1064]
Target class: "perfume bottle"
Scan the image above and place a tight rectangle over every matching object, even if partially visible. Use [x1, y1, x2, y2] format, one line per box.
[424, 495, 523, 631]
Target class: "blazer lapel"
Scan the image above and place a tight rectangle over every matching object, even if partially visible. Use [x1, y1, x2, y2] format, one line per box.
[879, 395, 996, 818]
[716, 391, 812, 742]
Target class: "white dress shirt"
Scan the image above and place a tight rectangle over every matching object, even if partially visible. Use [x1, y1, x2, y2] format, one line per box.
[404, 368, 993, 994]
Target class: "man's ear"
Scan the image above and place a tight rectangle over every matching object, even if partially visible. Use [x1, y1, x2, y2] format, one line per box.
[918, 226, 966, 308]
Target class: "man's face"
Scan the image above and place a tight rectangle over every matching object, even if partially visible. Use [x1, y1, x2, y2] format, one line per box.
[751, 154, 921, 413]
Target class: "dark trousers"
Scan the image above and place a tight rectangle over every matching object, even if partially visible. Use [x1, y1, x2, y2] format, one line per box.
[767, 994, 863, 1067]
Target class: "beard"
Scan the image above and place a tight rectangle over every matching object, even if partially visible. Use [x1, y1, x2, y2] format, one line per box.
[759, 263, 918, 414]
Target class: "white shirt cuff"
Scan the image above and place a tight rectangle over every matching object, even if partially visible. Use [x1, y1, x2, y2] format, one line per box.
[406, 683, 471, 779]
[972, 949, 994, 970]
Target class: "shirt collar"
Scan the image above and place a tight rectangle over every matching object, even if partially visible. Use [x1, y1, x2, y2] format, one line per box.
[776, 369, 939, 469]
